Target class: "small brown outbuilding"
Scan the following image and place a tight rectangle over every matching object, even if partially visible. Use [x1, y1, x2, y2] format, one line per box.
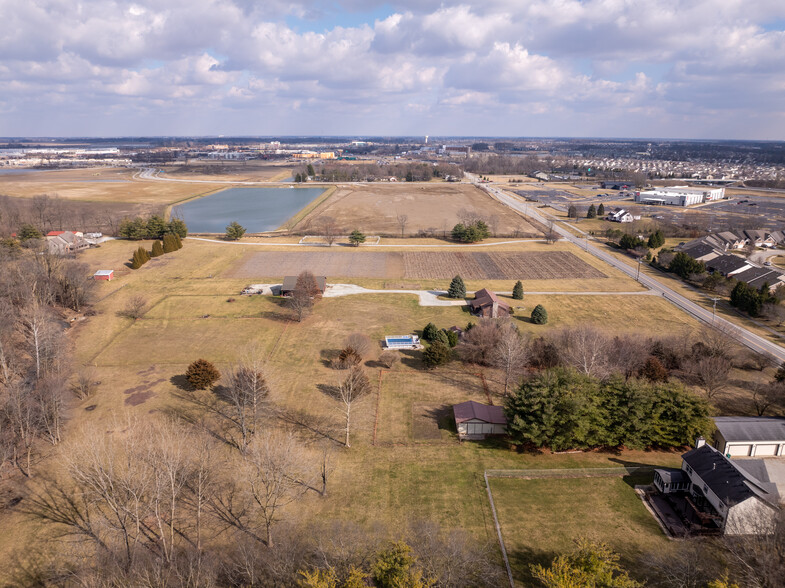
[468, 288, 510, 318]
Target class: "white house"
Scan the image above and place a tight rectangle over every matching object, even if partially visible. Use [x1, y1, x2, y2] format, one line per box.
[606, 208, 637, 223]
[453, 401, 507, 440]
[655, 441, 779, 535]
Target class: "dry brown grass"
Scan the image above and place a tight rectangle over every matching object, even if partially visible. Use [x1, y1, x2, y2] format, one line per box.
[295, 183, 542, 237]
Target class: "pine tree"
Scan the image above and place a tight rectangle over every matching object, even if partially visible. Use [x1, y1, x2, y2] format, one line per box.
[130, 246, 150, 269]
[422, 322, 439, 341]
[151, 240, 164, 257]
[587, 204, 597, 218]
[162, 233, 176, 253]
[567, 205, 578, 219]
[447, 275, 466, 298]
[512, 280, 524, 300]
[225, 221, 246, 241]
[422, 340, 452, 367]
[531, 304, 548, 324]
[349, 229, 366, 246]
[597, 203, 605, 216]
[185, 359, 221, 390]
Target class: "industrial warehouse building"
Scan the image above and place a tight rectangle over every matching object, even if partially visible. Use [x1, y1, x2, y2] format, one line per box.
[635, 186, 725, 206]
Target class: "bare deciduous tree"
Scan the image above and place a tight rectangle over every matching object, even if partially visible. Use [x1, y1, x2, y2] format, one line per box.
[459, 319, 502, 366]
[334, 365, 372, 448]
[751, 382, 783, 416]
[558, 326, 612, 378]
[692, 355, 732, 399]
[221, 353, 273, 452]
[396, 213, 408, 238]
[287, 271, 320, 322]
[379, 351, 399, 369]
[318, 216, 339, 246]
[72, 366, 99, 399]
[118, 295, 148, 320]
[491, 322, 528, 396]
[346, 333, 372, 358]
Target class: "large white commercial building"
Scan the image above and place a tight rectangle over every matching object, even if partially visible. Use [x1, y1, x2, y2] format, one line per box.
[635, 186, 725, 206]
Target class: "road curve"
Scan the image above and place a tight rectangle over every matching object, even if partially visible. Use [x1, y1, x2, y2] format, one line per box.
[476, 178, 785, 362]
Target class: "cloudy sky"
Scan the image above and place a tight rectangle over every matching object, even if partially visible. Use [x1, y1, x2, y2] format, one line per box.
[2, 0, 785, 139]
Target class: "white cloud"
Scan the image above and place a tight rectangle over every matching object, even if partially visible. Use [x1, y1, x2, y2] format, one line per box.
[0, 0, 783, 137]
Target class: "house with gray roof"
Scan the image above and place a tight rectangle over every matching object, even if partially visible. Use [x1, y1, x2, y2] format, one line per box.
[705, 254, 753, 277]
[655, 442, 779, 535]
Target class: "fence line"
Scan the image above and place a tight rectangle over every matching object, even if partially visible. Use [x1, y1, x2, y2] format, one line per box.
[486, 466, 657, 479]
[484, 471, 515, 588]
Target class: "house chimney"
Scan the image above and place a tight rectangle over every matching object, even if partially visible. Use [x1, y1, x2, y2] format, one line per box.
[696, 436, 706, 448]
[492, 301, 499, 319]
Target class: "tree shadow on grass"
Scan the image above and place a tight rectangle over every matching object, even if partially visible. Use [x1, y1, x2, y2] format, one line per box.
[507, 546, 559, 587]
[397, 349, 425, 370]
[274, 403, 342, 445]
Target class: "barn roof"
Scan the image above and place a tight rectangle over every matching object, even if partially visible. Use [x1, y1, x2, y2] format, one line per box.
[468, 289, 510, 311]
[453, 401, 507, 425]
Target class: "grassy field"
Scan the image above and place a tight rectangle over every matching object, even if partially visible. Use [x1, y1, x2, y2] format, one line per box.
[0, 167, 226, 204]
[0, 235, 714, 573]
[491, 475, 675, 585]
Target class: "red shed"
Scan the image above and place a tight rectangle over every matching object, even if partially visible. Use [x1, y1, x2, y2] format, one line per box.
[93, 270, 114, 281]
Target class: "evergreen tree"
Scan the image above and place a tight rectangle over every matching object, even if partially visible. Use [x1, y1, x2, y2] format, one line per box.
[118, 217, 149, 240]
[422, 340, 452, 368]
[167, 218, 188, 238]
[130, 246, 150, 269]
[447, 275, 466, 298]
[225, 221, 246, 241]
[587, 204, 597, 218]
[512, 280, 524, 300]
[146, 215, 168, 239]
[442, 328, 459, 347]
[18, 223, 42, 241]
[174, 232, 183, 249]
[422, 322, 439, 341]
[647, 229, 665, 249]
[151, 240, 164, 257]
[162, 233, 176, 253]
[668, 251, 705, 278]
[597, 203, 605, 216]
[348, 229, 366, 246]
[306, 163, 315, 178]
[567, 205, 578, 219]
[531, 304, 548, 324]
[185, 359, 221, 390]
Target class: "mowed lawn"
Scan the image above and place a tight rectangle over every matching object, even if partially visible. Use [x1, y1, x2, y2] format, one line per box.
[491, 476, 674, 586]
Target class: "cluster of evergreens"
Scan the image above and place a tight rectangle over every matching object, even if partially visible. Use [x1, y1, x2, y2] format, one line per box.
[119, 215, 188, 240]
[666, 250, 706, 279]
[730, 280, 776, 317]
[129, 232, 183, 269]
[618, 233, 646, 250]
[451, 220, 490, 243]
[505, 368, 712, 451]
[647, 229, 665, 248]
[421, 322, 458, 367]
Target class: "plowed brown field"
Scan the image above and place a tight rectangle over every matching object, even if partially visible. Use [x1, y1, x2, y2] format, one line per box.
[225, 250, 605, 280]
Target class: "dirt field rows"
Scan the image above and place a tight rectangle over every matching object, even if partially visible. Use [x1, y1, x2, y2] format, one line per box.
[224, 250, 606, 280]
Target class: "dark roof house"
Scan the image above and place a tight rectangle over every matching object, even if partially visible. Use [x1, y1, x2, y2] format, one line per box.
[468, 288, 511, 318]
[453, 401, 507, 440]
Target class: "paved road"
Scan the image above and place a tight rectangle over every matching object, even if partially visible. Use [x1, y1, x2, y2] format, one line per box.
[472, 176, 785, 362]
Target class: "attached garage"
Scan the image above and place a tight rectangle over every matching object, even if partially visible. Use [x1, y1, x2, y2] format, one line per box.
[753, 444, 780, 457]
[727, 444, 752, 457]
[713, 417, 785, 459]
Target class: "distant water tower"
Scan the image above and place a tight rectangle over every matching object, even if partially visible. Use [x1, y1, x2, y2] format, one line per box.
[425, 135, 429, 144]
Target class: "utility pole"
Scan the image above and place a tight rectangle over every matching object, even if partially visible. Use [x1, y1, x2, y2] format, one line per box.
[711, 297, 720, 324]
[636, 256, 642, 282]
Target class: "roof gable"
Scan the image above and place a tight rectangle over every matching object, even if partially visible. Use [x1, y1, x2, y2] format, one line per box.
[453, 401, 507, 425]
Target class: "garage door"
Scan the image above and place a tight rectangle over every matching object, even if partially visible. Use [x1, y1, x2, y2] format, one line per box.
[754, 444, 780, 457]
[727, 444, 752, 457]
